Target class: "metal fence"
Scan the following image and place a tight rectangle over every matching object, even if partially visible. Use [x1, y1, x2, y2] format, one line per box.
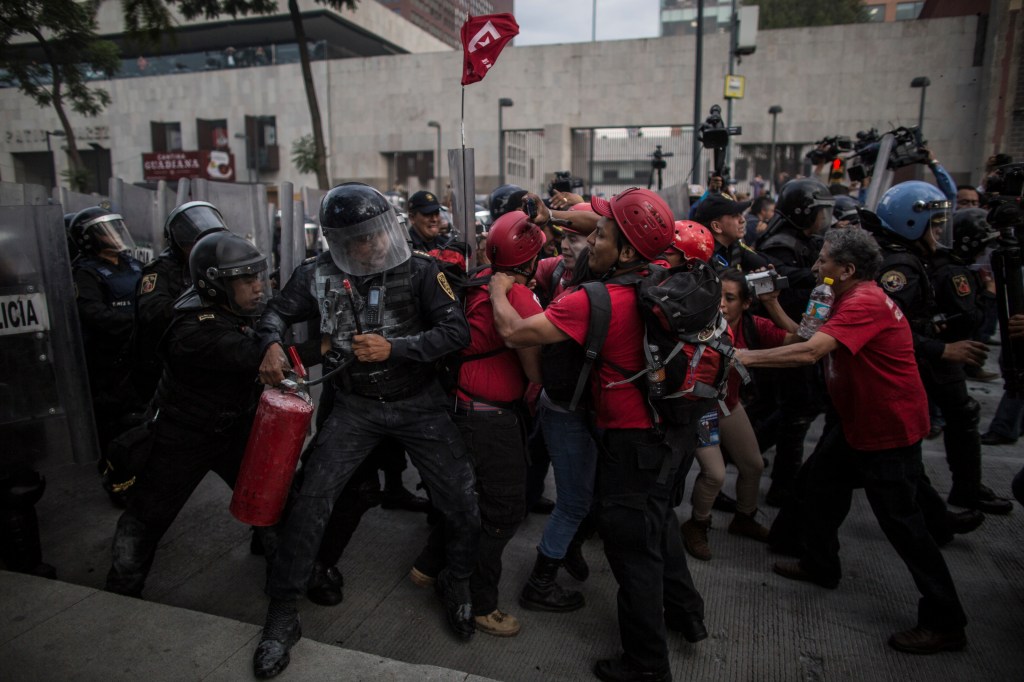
[501, 128, 546, 195]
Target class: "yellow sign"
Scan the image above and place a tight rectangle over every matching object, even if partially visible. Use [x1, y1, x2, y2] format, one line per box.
[724, 75, 745, 99]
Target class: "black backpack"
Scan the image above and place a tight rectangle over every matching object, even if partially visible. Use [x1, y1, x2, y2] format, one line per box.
[567, 261, 747, 425]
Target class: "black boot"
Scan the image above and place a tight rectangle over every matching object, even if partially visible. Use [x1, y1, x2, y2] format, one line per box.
[519, 549, 585, 612]
[563, 538, 589, 582]
[253, 600, 301, 679]
[594, 656, 671, 682]
[105, 512, 159, 597]
[435, 568, 475, 641]
[0, 469, 56, 579]
[307, 562, 344, 606]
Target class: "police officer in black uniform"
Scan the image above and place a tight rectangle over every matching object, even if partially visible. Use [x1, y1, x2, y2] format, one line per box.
[874, 182, 1011, 515]
[105, 231, 270, 597]
[132, 201, 229, 401]
[754, 179, 835, 505]
[70, 207, 145, 451]
[253, 183, 479, 679]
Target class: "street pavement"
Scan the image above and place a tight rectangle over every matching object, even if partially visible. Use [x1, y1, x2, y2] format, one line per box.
[2, 352, 1022, 681]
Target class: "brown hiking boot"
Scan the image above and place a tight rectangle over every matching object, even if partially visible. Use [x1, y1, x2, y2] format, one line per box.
[409, 566, 436, 588]
[681, 517, 712, 561]
[474, 609, 521, 637]
[728, 510, 770, 542]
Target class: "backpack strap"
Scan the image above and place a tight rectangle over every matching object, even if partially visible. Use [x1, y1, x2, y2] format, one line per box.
[550, 259, 566, 297]
[568, 281, 612, 412]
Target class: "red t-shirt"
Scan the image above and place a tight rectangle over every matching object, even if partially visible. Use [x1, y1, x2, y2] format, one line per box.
[458, 272, 542, 404]
[727, 315, 787, 409]
[819, 281, 929, 451]
[544, 282, 653, 430]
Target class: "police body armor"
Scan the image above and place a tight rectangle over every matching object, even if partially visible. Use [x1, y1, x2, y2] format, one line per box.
[929, 248, 984, 344]
[76, 255, 143, 311]
[315, 258, 431, 400]
[757, 223, 821, 320]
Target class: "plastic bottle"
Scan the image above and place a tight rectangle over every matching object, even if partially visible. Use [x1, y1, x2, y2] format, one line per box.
[797, 277, 835, 340]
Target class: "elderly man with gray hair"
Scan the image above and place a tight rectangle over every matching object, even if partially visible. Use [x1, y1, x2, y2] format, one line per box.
[736, 228, 968, 656]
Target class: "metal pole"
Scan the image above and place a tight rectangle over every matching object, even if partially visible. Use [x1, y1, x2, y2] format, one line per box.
[768, 108, 780, 197]
[498, 104, 504, 186]
[918, 86, 927, 135]
[690, 0, 705, 186]
[725, 0, 737, 170]
[592, 0, 597, 41]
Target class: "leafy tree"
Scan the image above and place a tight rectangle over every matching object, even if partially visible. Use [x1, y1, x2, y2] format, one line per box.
[0, 1, 121, 191]
[745, 0, 866, 30]
[129, 0, 357, 189]
[291, 133, 318, 176]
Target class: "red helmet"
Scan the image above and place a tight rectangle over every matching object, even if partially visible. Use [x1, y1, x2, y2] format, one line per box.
[670, 220, 714, 262]
[487, 211, 546, 267]
[590, 188, 674, 261]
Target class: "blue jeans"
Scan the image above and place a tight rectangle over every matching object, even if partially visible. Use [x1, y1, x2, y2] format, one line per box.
[537, 405, 598, 560]
[986, 393, 1024, 441]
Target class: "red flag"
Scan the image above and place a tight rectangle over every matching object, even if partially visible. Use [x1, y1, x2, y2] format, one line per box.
[460, 13, 520, 86]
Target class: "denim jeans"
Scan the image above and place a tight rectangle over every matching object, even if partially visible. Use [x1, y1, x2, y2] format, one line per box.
[537, 405, 598, 560]
[986, 393, 1024, 441]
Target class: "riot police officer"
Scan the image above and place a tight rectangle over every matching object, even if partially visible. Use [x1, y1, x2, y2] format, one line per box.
[132, 201, 229, 401]
[874, 182, 1011, 515]
[70, 207, 145, 451]
[754, 179, 835, 506]
[252, 183, 479, 679]
[105, 231, 270, 597]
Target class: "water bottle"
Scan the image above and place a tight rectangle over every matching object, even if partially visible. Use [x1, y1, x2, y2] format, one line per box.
[646, 344, 666, 399]
[797, 277, 835, 340]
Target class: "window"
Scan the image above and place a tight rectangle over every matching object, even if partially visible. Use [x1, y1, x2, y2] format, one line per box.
[150, 121, 182, 152]
[196, 119, 229, 151]
[895, 2, 923, 21]
[864, 4, 885, 22]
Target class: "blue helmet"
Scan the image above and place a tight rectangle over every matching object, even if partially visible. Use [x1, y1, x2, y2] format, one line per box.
[876, 181, 952, 241]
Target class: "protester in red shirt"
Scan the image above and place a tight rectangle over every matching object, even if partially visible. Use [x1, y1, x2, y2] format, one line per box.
[490, 188, 706, 682]
[736, 228, 968, 655]
[533, 203, 596, 305]
[411, 211, 543, 638]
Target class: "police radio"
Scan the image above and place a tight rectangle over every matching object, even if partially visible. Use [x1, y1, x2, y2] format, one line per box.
[365, 286, 385, 327]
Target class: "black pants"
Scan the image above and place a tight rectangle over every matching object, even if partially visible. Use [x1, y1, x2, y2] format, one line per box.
[106, 413, 251, 596]
[798, 424, 967, 632]
[596, 427, 704, 673]
[920, 364, 982, 495]
[417, 408, 527, 616]
[266, 380, 479, 602]
[760, 365, 824, 488]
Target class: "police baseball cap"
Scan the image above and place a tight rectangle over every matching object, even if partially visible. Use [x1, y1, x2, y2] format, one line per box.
[408, 190, 441, 214]
[693, 194, 752, 225]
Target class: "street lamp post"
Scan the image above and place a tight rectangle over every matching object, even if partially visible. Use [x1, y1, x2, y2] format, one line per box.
[498, 98, 513, 186]
[768, 105, 782, 196]
[45, 130, 66, 190]
[910, 76, 930, 135]
[427, 120, 442, 198]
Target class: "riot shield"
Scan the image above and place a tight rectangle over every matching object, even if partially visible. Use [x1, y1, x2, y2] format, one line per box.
[863, 133, 896, 211]
[448, 148, 477, 270]
[0, 194, 99, 465]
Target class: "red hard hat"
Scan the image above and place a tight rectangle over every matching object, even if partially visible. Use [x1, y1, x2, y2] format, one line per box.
[670, 220, 714, 262]
[487, 211, 547, 267]
[590, 188, 674, 261]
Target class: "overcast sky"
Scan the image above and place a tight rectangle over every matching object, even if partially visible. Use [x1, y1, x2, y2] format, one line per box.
[512, 0, 661, 46]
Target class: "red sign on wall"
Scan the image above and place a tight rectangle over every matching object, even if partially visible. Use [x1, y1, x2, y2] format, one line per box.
[142, 150, 236, 182]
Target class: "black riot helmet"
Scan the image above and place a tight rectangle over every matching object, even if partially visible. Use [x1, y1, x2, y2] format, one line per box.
[164, 201, 228, 257]
[488, 184, 528, 221]
[774, 178, 836, 233]
[190, 231, 268, 315]
[319, 182, 410, 276]
[832, 194, 862, 227]
[69, 206, 136, 256]
[950, 208, 998, 263]
[64, 212, 81, 261]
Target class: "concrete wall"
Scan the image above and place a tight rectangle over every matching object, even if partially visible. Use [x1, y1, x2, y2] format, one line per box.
[0, 15, 997, 194]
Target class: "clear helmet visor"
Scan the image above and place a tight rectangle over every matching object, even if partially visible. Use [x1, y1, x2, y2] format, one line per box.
[304, 221, 321, 252]
[923, 200, 954, 247]
[323, 209, 411, 276]
[86, 215, 136, 254]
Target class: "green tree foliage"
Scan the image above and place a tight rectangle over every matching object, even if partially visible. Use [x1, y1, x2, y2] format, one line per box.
[128, 0, 358, 189]
[0, 1, 122, 190]
[291, 133, 318, 176]
[745, 0, 866, 30]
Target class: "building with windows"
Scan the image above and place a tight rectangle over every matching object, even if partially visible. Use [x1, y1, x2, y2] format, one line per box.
[376, 1, 514, 49]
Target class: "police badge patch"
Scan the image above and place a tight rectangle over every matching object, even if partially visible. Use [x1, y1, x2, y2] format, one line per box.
[952, 274, 972, 297]
[880, 270, 907, 293]
[140, 273, 158, 294]
[437, 272, 456, 300]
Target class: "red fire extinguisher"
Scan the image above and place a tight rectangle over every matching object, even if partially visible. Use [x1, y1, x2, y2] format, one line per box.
[230, 347, 315, 526]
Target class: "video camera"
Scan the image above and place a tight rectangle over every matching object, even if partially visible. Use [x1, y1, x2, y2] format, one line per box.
[806, 136, 853, 166]
[846, 126, 930, 183]
[548, 170, 584, 197]
[698, 105, 741, 179]
[745, 270, 789, 297]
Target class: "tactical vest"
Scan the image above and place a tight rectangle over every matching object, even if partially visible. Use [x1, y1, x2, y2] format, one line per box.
[880, 248, 935, 336]
[77, 255, 143, 310]
[315, 258, 431, 400]
[757, 226, 817, 267]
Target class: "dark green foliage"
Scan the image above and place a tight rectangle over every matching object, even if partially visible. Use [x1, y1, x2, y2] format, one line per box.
[745, 0, 866, 30]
